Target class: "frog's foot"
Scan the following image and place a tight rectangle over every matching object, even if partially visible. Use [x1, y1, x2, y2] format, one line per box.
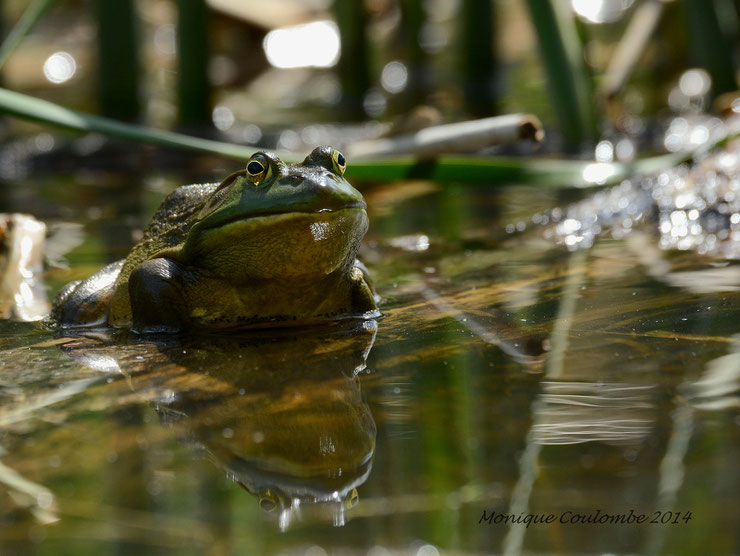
[350, 263, 379, 314]
[51, 260, 124, 327]
[128, 258, 189, 333]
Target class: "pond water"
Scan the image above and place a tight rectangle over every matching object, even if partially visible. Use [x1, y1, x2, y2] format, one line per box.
[0, 162, 738, 555]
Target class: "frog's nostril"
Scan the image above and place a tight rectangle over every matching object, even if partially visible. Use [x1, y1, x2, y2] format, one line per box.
[285, 174, 303, 185]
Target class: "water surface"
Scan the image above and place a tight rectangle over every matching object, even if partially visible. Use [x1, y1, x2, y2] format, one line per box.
[0, 170, 738, 555]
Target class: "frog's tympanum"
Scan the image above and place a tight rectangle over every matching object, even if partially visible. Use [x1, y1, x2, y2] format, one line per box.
[52, 146, 377, 332]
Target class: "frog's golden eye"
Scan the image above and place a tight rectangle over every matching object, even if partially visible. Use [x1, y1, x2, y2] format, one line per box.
[246, 154, 271, 185]
[331, 149, 347, 176]
[258, 490, 279, 512]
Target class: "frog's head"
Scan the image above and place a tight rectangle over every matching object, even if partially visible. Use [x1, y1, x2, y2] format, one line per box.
[182, 146, 367, 281]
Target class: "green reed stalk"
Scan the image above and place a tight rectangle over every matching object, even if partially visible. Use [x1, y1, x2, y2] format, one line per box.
[524, 0, 597, 149]
[460, 0, 497, 117]
[177, 0, 211, 127]
[332, 0, 371, 119]
[683, 0, 738, 95]
[92, 0, 140, 121]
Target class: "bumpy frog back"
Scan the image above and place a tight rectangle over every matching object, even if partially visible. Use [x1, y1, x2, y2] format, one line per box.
[108, 182, 219, 325]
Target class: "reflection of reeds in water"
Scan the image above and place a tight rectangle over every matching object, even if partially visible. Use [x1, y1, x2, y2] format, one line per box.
[532, 381, 655, 446]
[685, 334, 740, 410]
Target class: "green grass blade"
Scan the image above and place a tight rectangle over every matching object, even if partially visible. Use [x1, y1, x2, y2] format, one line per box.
[347, 152, 687, 186]
[0, 87, 256, 159]
[0, 0, 57, 70]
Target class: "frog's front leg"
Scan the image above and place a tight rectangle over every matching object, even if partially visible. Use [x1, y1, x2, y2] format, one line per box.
[350, 259, 378, 313]
[128, 258, 190, 333]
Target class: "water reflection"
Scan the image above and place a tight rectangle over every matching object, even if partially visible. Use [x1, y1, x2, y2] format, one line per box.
[534, 382, 655, 445]
[684, 333, 740, 411]
[549, 130, 740, 257]
[59, 321, 378, 529]
[1, 166, 739, 553]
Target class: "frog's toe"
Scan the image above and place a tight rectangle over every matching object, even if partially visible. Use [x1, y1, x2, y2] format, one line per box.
[350, 265, 378, 314]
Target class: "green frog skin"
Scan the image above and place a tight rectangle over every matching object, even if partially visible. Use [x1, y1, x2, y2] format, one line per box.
[52, 146, 378, 333]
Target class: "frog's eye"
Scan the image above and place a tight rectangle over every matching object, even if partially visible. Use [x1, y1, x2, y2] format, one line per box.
[331, 149, 347, 176]
[258, 490, 279, 512]
[246, 154, 272, 185]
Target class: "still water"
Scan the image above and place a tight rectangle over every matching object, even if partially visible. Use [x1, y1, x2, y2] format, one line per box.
[0, 166, 738, 555]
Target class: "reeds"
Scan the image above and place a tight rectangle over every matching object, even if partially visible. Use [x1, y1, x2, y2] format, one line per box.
[524, 0, 597, 150]
[0, 0, 738, 182]
[684, 0, 738, 95]
[176, 0, 211, 127]
[91, 0, 140, 121]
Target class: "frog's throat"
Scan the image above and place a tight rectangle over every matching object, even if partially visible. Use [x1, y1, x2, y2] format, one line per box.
[156, 207, 368, 263]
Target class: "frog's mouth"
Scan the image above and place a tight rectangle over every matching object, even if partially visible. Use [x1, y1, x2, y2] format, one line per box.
[197, 202, 367, 232]
[185, 205, 368, 257]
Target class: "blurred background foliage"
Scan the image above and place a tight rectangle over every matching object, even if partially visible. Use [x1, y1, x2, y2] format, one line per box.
[0, 0, 738, 156]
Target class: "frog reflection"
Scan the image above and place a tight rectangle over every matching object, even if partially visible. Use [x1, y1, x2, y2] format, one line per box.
[61, 320, 378, 527]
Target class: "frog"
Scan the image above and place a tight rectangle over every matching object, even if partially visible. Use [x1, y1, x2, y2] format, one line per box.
[51, 146, 378, 333]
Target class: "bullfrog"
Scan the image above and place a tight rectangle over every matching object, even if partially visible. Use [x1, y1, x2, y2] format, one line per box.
[52, 146, 378, 332]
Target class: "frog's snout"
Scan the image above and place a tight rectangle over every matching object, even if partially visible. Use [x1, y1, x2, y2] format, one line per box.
[283, 173, 305, 185]
[285, 170, 335, 188]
